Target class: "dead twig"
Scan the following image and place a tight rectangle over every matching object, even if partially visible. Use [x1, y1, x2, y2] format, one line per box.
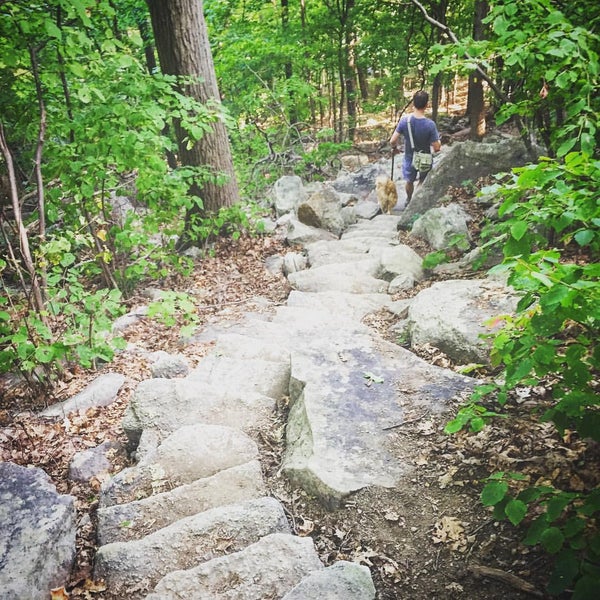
[468, 563, 544, 598]
[382, 412, 428, 431]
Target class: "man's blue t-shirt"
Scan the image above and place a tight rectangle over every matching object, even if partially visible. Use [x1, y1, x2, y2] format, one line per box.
[395, 115, 440, 156]
[395, 115, 440, 180]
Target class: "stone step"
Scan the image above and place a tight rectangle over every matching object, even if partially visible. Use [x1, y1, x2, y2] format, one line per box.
[122, 377, 277, 447]
[145, 533, 323, 600]
[100, 424, 259, 507]
[94, 497, 290, 599]
[97, 460, 265, 544]
[282, 561, 376, 600]
[287, 260, 388, 294]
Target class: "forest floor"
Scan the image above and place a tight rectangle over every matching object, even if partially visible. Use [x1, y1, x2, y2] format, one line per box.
[1, 130, 598, 600]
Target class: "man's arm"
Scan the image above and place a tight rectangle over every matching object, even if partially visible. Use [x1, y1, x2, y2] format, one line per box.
[390, 130, 401, 152]
[431, 139, 441, 153]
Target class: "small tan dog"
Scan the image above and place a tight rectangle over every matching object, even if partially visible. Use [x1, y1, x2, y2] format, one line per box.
[375, 175, 398, 214]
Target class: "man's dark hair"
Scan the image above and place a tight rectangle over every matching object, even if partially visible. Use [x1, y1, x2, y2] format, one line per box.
[413, 90, 429, 110]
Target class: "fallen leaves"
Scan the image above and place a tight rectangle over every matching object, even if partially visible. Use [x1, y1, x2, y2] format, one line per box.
[432, 516, 469, 552]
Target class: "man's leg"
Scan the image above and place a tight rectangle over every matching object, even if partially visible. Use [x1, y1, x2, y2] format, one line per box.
[405, 180, 414, 203]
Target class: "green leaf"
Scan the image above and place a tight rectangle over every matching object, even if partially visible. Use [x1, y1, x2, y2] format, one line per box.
[573, 575, 600, 600]
[45, 20, 62, 40]
[505, 499, 528, 525]
[574, 229, 594, 246]
[481, 481, 509, 507]
[34, 346, 55, 364]
[510, 221, 528, 241]
[547, 549, 579, 595]
[524, 515, 549, 546]
[540, 527, 565, 553]
[363, 372, 384, 384]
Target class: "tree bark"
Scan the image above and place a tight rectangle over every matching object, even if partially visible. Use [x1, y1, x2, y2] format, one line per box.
[146, 0, 239, 228]
[466, 1, 489, 140]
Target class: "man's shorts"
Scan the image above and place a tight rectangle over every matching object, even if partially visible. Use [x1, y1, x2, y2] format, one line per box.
[402, 157, 427, 183]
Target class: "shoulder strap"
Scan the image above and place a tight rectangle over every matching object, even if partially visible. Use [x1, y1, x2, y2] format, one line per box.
[407, 116, 416, 151]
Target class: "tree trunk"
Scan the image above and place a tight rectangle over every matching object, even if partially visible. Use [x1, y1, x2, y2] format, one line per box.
[146, 0, 239, 235]
[467, 0, 489, 140]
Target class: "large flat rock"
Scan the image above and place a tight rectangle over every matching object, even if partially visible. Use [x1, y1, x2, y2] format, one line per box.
[276, 305, 475, 507]
[287, 260, 388, 294]
[146, 533, 323, 600]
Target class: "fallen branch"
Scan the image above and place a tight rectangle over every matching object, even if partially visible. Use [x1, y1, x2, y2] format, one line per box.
[382, 412, 428, 431]
[468, 563, 544, 598]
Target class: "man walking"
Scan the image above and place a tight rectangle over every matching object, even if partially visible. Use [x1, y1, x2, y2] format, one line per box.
[390, 90, 441, 204]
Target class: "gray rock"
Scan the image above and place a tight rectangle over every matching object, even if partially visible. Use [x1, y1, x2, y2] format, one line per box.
[399, 137, 532, 227]
[408, 278, 520, 363]
[286, 218, 338, 246]
[378, 245, 424, 282]
[287, 260, 388, 294]
[94, 497, 290, 599]
[146, 533, 324, 600]
[69, 440, 122, 482]
[410, 203, 471, 250]
[273, 175, 307, 216]
[40, 372, 125, 418]
[283, 252, 308, 275]
[122, 355, 287, 447]
[112, 305, 148, 333]
[100, 424, 259, 507]
[341, 205, 358, 227]
[277, 304, 474, 507]
[388, 273, 416, 293]
[0, 463, 76, 600]
[354, 199, 381, 220]
[297, 187, 345, 236]
[149, 351, 189, 379]
[283, 561, 376, 599]
[97, 460, 266, 544]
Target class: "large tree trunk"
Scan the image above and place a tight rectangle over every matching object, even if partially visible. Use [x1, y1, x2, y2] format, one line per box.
[146, 0, 239, 230]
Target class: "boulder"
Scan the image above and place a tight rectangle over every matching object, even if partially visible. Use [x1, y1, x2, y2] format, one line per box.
[146, 533, 324, 600]
[410, 203, 471, 251]
[100, 423, 259, 507]
[285, 218, 337, 247]
[297, 186, 345, 236]
[149, 351, 189, 378]
[408, 278, 520, 363]
[94, 497, 290, 599]
[399, 137, 532, 228]
[273, 175, 307, 217]
[283, 561, 376, 600]
[69, 440, 122, 483]
[97, 460, 266, 544]
[378, 245, 424, 282]
[0, 463, 76, 600]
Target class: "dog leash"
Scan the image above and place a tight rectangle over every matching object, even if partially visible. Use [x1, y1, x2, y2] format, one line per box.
[391, 151, 395, 180]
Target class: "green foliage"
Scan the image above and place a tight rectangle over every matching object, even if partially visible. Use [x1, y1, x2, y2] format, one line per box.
[147, 291, 199, 339]
[480, 473, 600, 598]
[421, 233, 471, 270]
[445, 150, 599, 596]
[432, 0, 600, 157]
[186, 203, 263, 251]
[0, 276, 126, 382]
